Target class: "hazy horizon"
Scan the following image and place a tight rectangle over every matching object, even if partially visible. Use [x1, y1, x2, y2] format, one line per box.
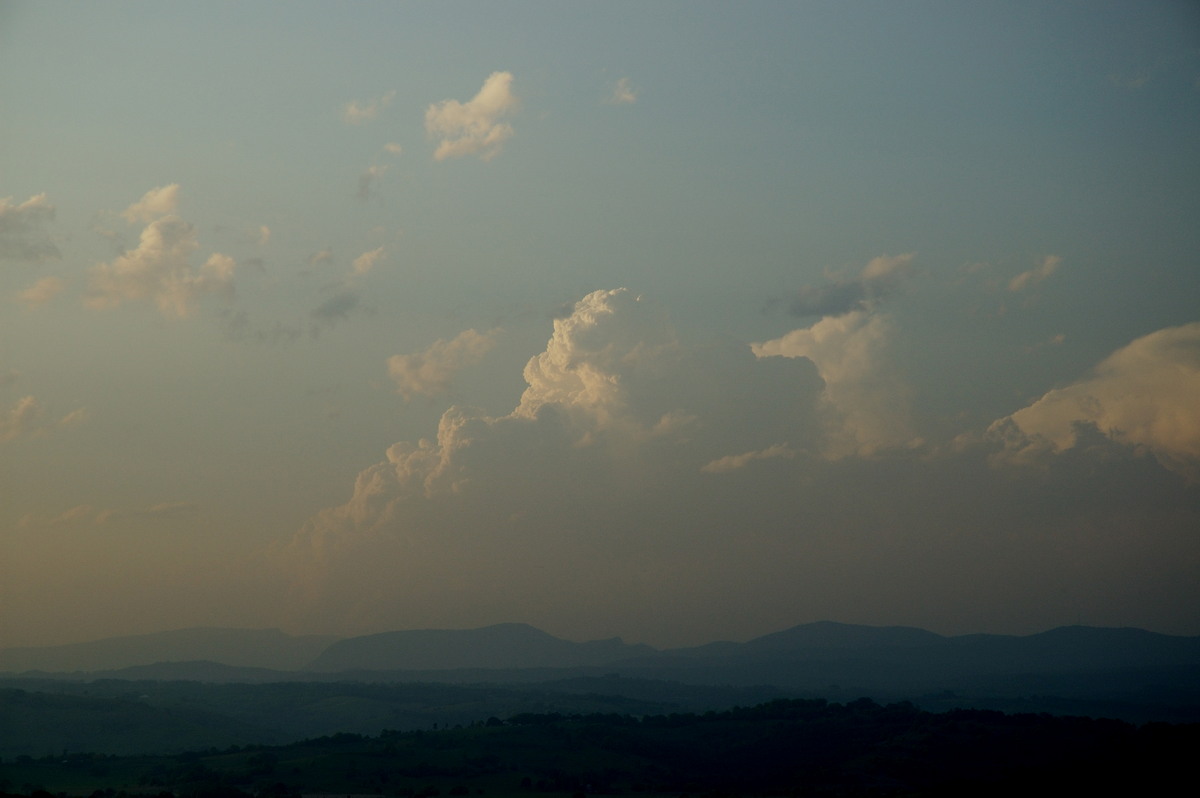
[2, 1, 1198, 650]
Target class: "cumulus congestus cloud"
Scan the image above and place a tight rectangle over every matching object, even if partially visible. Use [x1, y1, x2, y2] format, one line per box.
[275, 288, 824, 632]
[990, 320, 1200, 481]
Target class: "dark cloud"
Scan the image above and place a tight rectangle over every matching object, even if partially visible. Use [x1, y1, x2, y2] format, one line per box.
[0, 193, 60, 262]
[311, 291, 360, 323]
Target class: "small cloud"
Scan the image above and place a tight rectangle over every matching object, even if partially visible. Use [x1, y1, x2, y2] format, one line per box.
[311, 291, 360, 324]
[352, 246, 385, 276]
[121, 184, 180, 224]
[88, 188, 236, 318]
[342, 90, 396, 125]
[0, 193, 60, 262]
[425, 71, 518, 161]
[789, 253, 914, 318]
[258, 225, 271, 246]
[388, 328, 499, 399]
[702, 443, 794, 473]
[18, 276, 65, 308]
[58, 407, 89, 427]
[383, 142, 403, 155]
[357, 164, 388, 200]
[1008, 255, 1061, 292]
[307, 248, 334, 269]
[1, 395, 42, 443]
[607, 77, 637, 105]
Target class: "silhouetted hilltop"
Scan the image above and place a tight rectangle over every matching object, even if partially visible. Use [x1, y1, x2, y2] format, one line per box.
[0, 628, 336, 673]
[304, 622, 652, 672]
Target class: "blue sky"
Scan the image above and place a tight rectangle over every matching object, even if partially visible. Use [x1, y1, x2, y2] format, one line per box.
[1, 1, 1198, 648]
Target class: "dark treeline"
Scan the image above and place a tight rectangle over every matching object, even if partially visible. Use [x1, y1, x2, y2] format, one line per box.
[2, 698, 1196, 797]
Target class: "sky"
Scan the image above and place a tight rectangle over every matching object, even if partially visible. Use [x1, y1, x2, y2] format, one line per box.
[1, 1, 1199, 650]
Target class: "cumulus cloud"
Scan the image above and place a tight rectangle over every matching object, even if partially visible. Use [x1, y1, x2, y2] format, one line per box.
[754, 310, 919, 457]
[88, 221, 236, 317]
[276, 289, 825, 631]
[755, 255, 920, 457]
[352, 246, 384, 276]
[121, 184, 180, 224]
[269, 288, 1200, 643]
[0, 193, 60, 262]
[789, 253, 914, 317]
[18, 276, 65, 308]
[1008, 255, 1061, 292]
[342, 90, 395, 125]
[607, 77, 637, 105]
[388, 329, 499, 400]
[87, 186, 236, 317]
[990, 321, 1200, 480]
[425, 72, 518, 161]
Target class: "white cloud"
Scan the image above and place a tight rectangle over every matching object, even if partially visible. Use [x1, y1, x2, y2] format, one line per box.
[990, 321, 1200, 480]
[88, 189, 236, 317]
[383, 142, 403, 155]
[388, 329, 498, 400]
[1008, 255, 1061, 292]
[121, 184, 180, 224]
[352, 246, 385, 276]
[18, 276, 65, 308]
[342, 90, 395, 125]
[607, 77, 637, 105]
[425, 72, 518, 161]
[0, 193, 59, 261]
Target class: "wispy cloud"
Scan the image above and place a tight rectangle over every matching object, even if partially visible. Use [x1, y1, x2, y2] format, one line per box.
[0, 395, 42, 443]
[342, 90, 395, 125]
[425, 72, 518, 161]
[607, 77, 637, 105]
[18, 276, 65, 308]
[1008, 255, 1061, 292]
[0, 193, 59, 262]
[352, 246, 385, 276]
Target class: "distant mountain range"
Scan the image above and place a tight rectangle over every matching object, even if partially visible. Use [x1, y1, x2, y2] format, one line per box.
[4, 621, 1199, 704]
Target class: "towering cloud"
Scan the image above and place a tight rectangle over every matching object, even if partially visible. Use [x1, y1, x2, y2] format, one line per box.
[991, 321, 1200, 481]
[88, 187, 236, 318]
[755, 255, 920, 457]
[277, 288, 824, 633]
[0, 193, 59, 262]
[425, 72, 518, 161]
